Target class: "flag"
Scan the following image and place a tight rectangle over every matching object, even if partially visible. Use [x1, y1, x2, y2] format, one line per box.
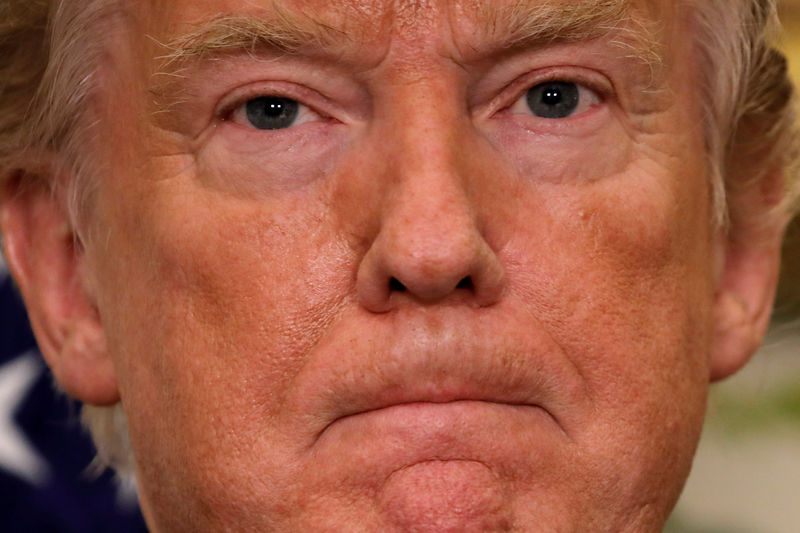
[0, 253, 148, 532]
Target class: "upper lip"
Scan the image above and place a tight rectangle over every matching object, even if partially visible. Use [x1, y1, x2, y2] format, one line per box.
[289, 306, 585, 445]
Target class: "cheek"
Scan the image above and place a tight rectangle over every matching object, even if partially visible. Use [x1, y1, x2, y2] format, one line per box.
[503, 157, 714, 510]
[144, 197, 347, 386]
[532, 170, 713, 390]
[195, 123, 347, 194]
[92, 178, 354, 498]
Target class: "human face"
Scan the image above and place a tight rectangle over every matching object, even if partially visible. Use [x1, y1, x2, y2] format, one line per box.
[86, 0, 715, 530]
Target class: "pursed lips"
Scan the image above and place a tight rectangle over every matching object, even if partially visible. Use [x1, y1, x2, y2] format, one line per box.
[315, 386, 557, 444]
[287, 307, 585, 449]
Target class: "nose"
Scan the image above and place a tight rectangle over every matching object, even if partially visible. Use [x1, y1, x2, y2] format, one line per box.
[356, 111, 506, 313]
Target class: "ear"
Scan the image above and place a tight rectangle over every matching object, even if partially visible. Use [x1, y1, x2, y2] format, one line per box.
[0, 160, 119, 405]
[709, 175, 788, 382]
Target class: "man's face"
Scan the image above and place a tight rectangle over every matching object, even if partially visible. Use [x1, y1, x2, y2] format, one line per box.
[86, 0, 715, 530]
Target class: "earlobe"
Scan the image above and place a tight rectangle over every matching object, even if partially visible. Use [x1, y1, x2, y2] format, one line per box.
[709, 230, 784, 382]
[0, 164, 119, 405]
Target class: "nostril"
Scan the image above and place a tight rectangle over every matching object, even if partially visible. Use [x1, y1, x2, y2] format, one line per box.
[456, 276, 473, 290]
[389, 276, 473, 294]
[389, 277, 407, 292]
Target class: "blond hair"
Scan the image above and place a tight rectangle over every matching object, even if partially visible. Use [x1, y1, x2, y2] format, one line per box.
[691, 0, 800, 231]
[0, 0, 798, 476]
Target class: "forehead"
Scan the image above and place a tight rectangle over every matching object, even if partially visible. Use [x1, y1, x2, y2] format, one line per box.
[146, 0, 633, 26]
[139, 0, 670, 58]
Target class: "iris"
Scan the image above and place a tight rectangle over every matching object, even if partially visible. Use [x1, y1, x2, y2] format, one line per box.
[245, 97, 300, 130]
[526, 82, 580, 119]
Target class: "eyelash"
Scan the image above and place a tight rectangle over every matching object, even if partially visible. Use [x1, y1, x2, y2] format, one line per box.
[493, 70, 610, 118]
[230, 98, 320, 129]
[217, 84, 330, 127]
[216, 70, 609, 132]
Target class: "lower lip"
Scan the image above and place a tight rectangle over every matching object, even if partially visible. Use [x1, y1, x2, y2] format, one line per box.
[311, 400, 563, 475]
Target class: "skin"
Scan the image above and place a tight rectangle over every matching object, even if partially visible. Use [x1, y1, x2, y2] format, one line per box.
[0, 0, 787, 531]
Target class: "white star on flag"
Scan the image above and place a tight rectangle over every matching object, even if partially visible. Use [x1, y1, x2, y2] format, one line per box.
[0, 351, 51, 486]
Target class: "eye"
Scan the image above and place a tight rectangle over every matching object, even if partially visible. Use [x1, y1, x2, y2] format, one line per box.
[511, 81, 600, 119]
[230, 96, 318, 130]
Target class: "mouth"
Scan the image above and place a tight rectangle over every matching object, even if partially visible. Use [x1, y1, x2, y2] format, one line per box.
[290, 308, 585, 452]
[315, 382, 560, 441]
[304, 396, 567, 489]
[316, 395, 557, 444]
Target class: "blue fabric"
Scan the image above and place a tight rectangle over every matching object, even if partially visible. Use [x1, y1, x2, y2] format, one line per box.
[0, 268, 148, 532]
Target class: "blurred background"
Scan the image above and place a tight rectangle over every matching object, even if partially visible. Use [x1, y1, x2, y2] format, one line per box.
[667, 3, 800, 531]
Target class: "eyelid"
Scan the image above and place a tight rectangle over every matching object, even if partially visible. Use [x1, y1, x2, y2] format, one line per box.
[482, 67, 613, 118]
[509, 82, 601, 119]
[215, 82, 333, 125]
[229, 98, 320, 129]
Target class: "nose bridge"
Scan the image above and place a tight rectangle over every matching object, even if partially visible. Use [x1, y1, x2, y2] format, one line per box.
[381, 76, 479, 263]
[379, 74, 474, 219]
[388, 98, 472, 234]
[355, 78, 506, 311]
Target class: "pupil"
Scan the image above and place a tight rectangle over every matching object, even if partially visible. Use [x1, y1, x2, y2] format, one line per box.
[245, 97, 300, 130]
[527, 82, 580, 119]
[542, 88, 563, 106]
[266, 101, 285, 116]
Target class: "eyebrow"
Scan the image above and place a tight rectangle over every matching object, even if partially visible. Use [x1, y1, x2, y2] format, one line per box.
[156, 0, 664, 70]
[156, 4, 354, 67]
[487, 0, 655, 49]
[479, 0, 665, 83]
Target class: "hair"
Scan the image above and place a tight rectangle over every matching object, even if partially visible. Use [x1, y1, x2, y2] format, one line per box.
[0, 0, 798, 477]
[0, 1, 122, 232]
[690, 0, 800, 233]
